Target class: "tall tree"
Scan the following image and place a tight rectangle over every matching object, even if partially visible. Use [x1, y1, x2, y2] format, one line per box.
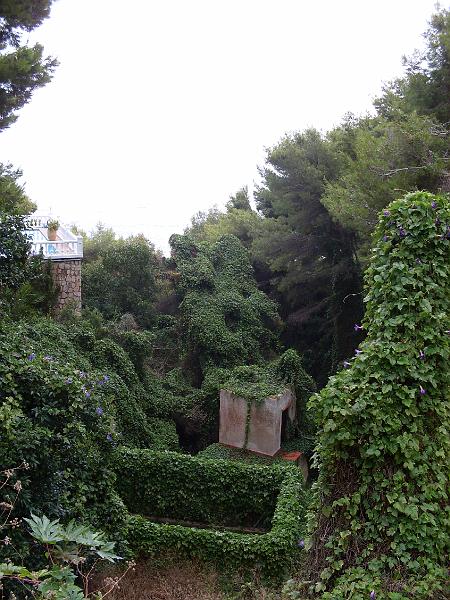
[322, 7, 450, 255]
[82, 230, 160, 327]
[0, 0, 57, 131]
[254, 130, 363, 385]
[375, 7, 450, 124]
[0, 163, 35, 214]
[322, 110, 448, 252]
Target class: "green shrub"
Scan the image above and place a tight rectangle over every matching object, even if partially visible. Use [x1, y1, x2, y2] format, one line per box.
[0, 315, 181, 562]
[301, 192, 450, 598]
[0, 326, 128, 561]
[114, 448, 288, 527]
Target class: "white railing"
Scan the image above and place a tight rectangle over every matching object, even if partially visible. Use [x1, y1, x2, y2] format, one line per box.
[25, 214, 83, 260]
[30, 238, 83, 260]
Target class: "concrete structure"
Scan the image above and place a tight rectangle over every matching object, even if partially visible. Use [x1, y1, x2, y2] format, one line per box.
[25, 215, 83, 314]
[219, 388, 296, 456]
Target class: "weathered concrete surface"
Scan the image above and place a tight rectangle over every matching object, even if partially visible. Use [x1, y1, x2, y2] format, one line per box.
[219, 390, 248, 449]
[219, 388, 296, 456]
[280, 451, 309, 482]
[247, 389, 295, 456]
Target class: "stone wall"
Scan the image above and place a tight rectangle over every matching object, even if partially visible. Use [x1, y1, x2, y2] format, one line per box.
[51, 259, 82, 314]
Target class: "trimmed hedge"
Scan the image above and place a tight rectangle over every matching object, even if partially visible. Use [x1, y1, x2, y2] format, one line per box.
[114, 448, 307, 575]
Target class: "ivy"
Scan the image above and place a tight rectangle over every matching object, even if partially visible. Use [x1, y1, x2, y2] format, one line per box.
[114, 448, 308, 578]
[170, 234, 279, 374]
[298, 192, 450, 598]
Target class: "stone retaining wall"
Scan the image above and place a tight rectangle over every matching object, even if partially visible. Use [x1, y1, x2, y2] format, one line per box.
[51, 259, 82, 314]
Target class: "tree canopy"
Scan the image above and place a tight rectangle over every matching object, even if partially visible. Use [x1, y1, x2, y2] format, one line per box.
[0, 0, 57, 131]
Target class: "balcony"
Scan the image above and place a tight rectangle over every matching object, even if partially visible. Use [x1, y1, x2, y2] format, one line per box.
[25, 215, 83, 261]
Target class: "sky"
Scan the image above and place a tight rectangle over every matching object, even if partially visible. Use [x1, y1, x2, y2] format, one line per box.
[0, 0, 440, 252]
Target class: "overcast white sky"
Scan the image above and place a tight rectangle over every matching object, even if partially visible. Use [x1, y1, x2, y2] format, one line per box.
[0, 0, 440, 252]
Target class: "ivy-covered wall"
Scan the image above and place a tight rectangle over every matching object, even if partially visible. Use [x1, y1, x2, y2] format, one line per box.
[114, 448, 308, 577]
[114, 448, 288, 528]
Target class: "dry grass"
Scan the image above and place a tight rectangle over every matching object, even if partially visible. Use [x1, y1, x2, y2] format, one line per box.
[92, 559, 223, 600]
[91, 557, 281, 600]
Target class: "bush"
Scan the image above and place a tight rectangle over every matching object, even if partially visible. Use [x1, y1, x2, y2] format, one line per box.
[0, 326, 128, 562]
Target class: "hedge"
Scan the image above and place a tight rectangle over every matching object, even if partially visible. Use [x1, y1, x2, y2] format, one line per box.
[114, 448, 308, 575]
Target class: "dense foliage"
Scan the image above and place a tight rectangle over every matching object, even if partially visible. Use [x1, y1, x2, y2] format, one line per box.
[82, 229, 160, 328]
[114, 447, 288, 527]
[299, 192, 450, 598]
[1, 4, 449, 598]
[0, 316, 181, 565]
[170, 233, 279, 380]
[116, 448, 306, 578]
[0, 213, 31, 289]
[1, 513, 122, 599]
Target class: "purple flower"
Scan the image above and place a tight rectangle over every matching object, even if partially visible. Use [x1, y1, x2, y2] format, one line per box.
[43, 355, 53, 361]
[431, 201, 437, 209]
[415, 258, 422, 264]
[103, 375, 110, 382]
[27, 353, 36, 361]
[343, 361, 351, 369]
[85, 391, 91, 398]
[435, 218, 440, 226]
[419, 385, 426, 396]
[297, 539, 305, 548]
[355, 349, 362, 355]
[382, 235, 389, 242]
[78, 371, 86, 378]
[354, 324, 363, 332]
[399, 228, 406, 237]
[445, 330, 450, 336]
[106, 433, 113, 442]
[370, 592, 376, 600]
[65, 377, 73, 384]
[383, 210, 390, 216]
[96, 406, 104, 416]
[419, 350, 425, 360]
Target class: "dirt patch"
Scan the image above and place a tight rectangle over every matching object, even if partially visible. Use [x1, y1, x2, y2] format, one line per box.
[91, 557, 282, 600]
[92, 558, 225, 600]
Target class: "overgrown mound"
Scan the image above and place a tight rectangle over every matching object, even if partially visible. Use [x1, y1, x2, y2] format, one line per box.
[170, 234, 280, 376]
[298, 192, 449, 599]
[0, 316, 179, 563]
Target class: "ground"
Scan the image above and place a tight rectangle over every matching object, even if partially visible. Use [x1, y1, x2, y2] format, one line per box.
[92, 557, 283, 600]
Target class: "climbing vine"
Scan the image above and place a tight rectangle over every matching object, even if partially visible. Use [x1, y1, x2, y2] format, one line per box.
[295, 192, 450, 599]
[170, 234, 280, 376]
